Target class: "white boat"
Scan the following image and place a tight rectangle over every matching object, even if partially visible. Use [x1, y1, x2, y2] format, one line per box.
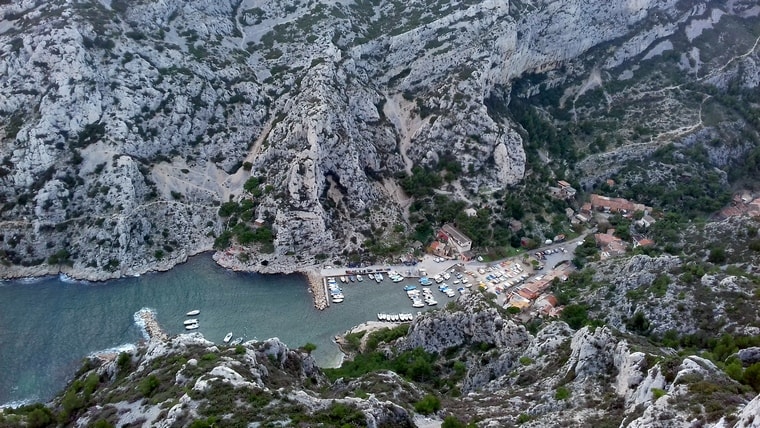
[368, 273, 375, 280]
[412, 300, 425, 308]
[376, 273, 384, 281]
[340, 276, 348, 283]
[185, 323, 199, 330]
[223, 332, 233, 343]
[229, 337, 243, 346]
[183, 319, 198, 325]
[186, 310, 200, 316]
[357, 275, 364, 282]
[332, 295, 344, 303]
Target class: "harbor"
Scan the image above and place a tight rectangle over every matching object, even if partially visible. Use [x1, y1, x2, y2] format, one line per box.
[0, 254, 443, 406]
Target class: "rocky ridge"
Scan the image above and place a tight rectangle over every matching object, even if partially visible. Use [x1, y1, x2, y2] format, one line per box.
[4, 291, 757, 427]
[4, 0, 751, 279]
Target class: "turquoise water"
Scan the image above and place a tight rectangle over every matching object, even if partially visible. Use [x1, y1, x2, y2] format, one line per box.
[0, 254, 452, 406]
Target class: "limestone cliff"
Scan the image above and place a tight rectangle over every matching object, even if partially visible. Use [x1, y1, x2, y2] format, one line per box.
[4, 0, 752, 278]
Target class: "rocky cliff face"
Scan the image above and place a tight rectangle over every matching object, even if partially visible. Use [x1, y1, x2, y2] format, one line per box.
[35, 333, 416, 427]
[582, 216, 760, 339]
[4, 0, 748, 278]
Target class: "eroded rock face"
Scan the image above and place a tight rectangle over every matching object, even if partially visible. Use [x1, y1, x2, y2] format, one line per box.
[738, 347, 760, 366]
[398, 295, 531, 355]
[1, 0, 704, 279]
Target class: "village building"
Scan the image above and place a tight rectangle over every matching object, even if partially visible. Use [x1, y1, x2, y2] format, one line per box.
[427, 241, 448, 257]
[633, 237, 655, 248]
[557, 180, 577, 199]
[507, 293, 531, 310]
[575, 212, 590, 223]
[460, 250, 476, 262]
[548, 180, 577, 200]
[581, 202, 592, 216]
[635, 214, 657, 228]
[595, 229, 627, 259]
[590, 194, 651, 215]
[535, 294, 562, 317]
[438, 223, 473, 254]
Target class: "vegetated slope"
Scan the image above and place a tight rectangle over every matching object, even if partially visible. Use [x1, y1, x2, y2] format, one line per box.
[4, 0, 753, 278]
[2, 282, 760, 427]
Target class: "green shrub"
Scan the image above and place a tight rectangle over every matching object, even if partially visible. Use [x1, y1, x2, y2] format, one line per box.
[519, 356, 533, 366]
[441, 415, 469, 428]
[626, 311, 651, 335]
[554, 386, 570, 400]
[651, 275, 670, 297]
[561, 304, 589, 329]
[92, 419, 115, 428]
[651, 387, 666, 399]
[414, 394, 441, 415]
[138, 375, 160, 397]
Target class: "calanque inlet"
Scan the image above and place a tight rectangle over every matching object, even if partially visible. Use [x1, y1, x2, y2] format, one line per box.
[2, 0, 760, 426]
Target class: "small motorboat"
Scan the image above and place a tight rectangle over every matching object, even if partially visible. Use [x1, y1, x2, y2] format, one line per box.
[186, 310, 200, 316]
[185, 323, 199, 330]
[223, 332, 233, 343]
[183, 319, 198, 325]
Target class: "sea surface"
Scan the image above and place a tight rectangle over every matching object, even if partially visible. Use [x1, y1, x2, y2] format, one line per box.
[0, 254, 453, 406]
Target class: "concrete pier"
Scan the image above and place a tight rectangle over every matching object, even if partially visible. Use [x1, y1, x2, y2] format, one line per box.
[306, 270, 328, 310]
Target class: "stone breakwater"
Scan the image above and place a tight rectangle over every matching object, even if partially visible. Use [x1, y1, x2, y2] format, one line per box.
[134, 308, 168, 341]
[306, 270, 328, 310]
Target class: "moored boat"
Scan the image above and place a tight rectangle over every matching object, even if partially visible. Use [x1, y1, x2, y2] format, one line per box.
[185, 323, 199, 330]
[186, 310, 200, 316]
[223, 332, 233, 343]
[183, 319, 198, 325]
[357, 275, 364, 282]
